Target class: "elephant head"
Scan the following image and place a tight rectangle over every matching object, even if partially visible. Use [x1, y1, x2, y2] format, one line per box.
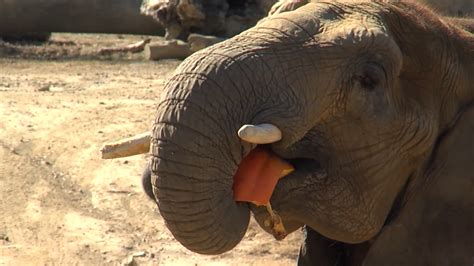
[147, 0, 474, 261]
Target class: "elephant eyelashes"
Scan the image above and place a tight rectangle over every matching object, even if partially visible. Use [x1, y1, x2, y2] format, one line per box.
[354, 63, 385, 91]
[358, 73, 377, 90]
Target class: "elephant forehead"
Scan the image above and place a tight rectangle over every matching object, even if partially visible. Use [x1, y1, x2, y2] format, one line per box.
[320, 11, 388, 43]
[319, 16, 402, 70]
[257, 3, 398, 51]
[255, 2, 359, 39]
[327, 24, 388, 47]
[257, 10, 322, 39]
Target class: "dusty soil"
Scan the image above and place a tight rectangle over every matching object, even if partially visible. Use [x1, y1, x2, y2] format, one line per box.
[0, 34, 302, 265]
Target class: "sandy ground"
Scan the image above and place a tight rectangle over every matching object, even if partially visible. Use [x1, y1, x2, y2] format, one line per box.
[0, 34, 302, 265]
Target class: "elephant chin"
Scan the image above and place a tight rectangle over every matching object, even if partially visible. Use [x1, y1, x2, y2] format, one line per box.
[250, 202, 371, 265]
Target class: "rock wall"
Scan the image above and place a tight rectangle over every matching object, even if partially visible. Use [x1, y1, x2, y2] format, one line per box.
[420, 0, 473, 16]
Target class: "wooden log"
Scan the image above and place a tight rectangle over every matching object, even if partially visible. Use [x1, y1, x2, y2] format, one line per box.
[144, 40, 193, 60]
[0, 0, 164, 36]
[187, 33, 225, 52]
[100, 132, 151, 159]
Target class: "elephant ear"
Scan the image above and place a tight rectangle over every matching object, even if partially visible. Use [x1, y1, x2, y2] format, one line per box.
[445, 17, 474, 33]
[363, 104, 474, 265]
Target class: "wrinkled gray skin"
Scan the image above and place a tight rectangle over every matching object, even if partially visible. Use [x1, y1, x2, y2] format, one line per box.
[145, 1, 473, 264]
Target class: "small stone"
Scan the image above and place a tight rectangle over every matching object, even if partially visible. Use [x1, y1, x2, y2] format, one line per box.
[123, 245, 134, 250]
[0, 234, 10, 242]
[132, 251, 146, 257]
[121, 256, 137, 266]
[49, 86, 64, 92]
[38, 85, 51, 92]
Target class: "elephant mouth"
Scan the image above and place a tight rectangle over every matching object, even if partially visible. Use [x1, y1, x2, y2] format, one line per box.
[233, 145, 325, 239]
[232, 146, 295, 206]
[233, 146, 323, 201]
[286, 157, 323, 176]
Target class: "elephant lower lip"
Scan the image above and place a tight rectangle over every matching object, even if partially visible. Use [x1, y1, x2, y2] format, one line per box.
[286, 158, 322, 174]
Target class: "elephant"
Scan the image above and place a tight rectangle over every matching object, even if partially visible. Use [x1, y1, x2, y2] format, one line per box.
[142, 0, 473, 265]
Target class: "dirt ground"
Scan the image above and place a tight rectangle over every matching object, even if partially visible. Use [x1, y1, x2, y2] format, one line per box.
[0, 34, 302, 265]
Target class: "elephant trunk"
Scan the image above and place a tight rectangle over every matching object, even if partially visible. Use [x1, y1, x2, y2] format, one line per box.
[149, 20, 316, 252]
[149, 51, 260, 254]
[150, 132, 250, 254]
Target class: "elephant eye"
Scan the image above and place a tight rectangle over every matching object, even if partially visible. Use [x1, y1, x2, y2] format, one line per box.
[353, 63, 385, 91]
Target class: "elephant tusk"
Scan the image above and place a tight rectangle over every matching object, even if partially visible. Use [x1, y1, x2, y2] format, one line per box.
[237, 124, 282, 144]
[100, 131, 151, 159]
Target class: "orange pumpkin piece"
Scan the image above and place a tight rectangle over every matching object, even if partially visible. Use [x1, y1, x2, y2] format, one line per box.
[233, 147, 294, 206]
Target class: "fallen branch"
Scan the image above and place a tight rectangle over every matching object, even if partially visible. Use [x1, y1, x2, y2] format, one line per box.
[99, 38, 151, 55]
[100, 132, 151, 159]
[107, 190, 133, 194]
